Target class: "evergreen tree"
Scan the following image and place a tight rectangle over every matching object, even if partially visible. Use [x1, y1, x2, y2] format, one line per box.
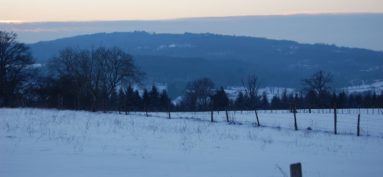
[159, 90, 171, 111]
[371, 92, 378, 108]
[260, 92, 269, 109]
[305, 90, 317, 112]
[211, 87, 229, 111]
[331, 92, 337, 108]
[379, 91, 383, 108]
[142, 89, 150, 112]
[109, 89, 118, 111]
[281, 89, 289, 109]
[234, 92, 246, 110]
[149, 85, 160, 111]
[270, 96, 281, 110]
[132, 90, 142, 111]
[337, 91, 348, 108]
[117, 88, 126, 113]
[125, 85, 135, 113]
[363, 92, 373, 108]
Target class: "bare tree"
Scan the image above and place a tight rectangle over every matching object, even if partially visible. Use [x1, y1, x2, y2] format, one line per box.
[242, 74, 261, 126]
[100, 47, 141, 100]
[302, 70, 333, 94]
[48, 48, 90, 109]
[48, 47, 142, 111]
[93, 47, 142, 111]
[183, 78, 215, 111]
[0, 31, 34, 106]
[302, 70, 333, 111]
[242, 74, 260, 102]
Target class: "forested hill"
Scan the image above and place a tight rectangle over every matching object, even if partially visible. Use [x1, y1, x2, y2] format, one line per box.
[29, 32, 383, 94]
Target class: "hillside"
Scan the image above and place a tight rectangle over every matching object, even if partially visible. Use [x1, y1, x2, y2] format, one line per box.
[29, 32, 383, 95]
[1, 108, 382, 177]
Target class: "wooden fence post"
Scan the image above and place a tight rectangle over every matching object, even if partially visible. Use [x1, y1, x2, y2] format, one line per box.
[293, 105, 298, 131]
[225, 108, 229, 123]
[357, 113, 360, 136]
[290, 163, 302, 177]
[167, 104, 171, 119]
[334, 104, 337, 135]
[210, 110, 214, 122]
[255, 109, 260, 127]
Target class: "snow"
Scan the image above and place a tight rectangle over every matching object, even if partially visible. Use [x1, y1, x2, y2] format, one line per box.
[343, 80, 383, 94]
[224, 86, 295, 101]
[157, 43, 193, 50]
[1, 108, 383, 177]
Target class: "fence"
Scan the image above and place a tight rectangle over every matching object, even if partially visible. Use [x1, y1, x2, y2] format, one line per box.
[126, 108, 383, 138]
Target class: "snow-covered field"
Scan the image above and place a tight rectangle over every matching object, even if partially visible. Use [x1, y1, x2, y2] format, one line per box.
[1, 108, 383, 177]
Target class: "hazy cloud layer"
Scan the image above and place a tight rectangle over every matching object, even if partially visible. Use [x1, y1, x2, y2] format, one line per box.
[2, 0, 383, 21]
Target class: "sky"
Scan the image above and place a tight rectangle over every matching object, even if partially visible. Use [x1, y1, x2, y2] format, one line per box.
[1, 0, 382, 51]
[1, 0, 383, 22]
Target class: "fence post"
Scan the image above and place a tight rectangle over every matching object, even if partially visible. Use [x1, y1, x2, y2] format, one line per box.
[167, 104, 171, 119]
[255, 109, 260, 126]
[293, 105, 298, 131]
[290, 163, 302, 177]
[225, 108, 229, 123]
[334, 104, 337, 135]
[210, 110, 214, 122]
[357, 113, 360, 136]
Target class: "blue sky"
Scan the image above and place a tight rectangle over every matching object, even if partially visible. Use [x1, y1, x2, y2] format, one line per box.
[1, 0, 383, 22]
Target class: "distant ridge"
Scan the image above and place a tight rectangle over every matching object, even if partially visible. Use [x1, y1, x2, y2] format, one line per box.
[3, 13, 383, 50]
[29, 32, 383, 96]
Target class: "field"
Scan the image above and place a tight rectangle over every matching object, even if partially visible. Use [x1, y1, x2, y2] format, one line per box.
[1, 108, 383, 177]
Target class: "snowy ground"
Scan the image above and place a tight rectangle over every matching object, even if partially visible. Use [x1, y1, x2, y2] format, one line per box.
[1, 108, 383, 177]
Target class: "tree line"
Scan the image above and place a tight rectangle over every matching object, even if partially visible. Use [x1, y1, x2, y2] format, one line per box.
[1, 31, 382, 112]
[177, 76, 383, 112]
